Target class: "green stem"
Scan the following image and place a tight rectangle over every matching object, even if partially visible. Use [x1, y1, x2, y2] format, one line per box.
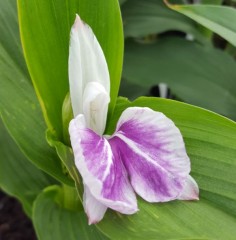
[62, 184, 81, 211]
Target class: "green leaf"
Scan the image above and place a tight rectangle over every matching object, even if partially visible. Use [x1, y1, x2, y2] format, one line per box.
[46, 130, 83, 198]
[33, 185, 109, 240]
[123, 38, 236, 119]
[122, 0, 204, 40]
[0, 119, 54, 216]
[201, 0, 223, 4]
[166, 1, 236, 46]
[17, 0, 123, 138]
[0, 0, 71, 185]
[98, 97, 236, 239]
[119, 0, 127, 5]
[0, 0, 28, 78]
[119, 78, 147, 100]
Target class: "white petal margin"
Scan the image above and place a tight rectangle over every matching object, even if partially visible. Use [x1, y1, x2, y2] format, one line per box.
[110, 107, 199, 202]
[83, 185, 107, 225]
[83, 82, 110, 135]
[177, 175, 199, 200]
[69, 114, 138, 222]
[69, 14, 110, 117]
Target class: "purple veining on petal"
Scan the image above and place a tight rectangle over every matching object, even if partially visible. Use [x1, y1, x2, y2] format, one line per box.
[115, 111, 189, 177]
[109, 136, 184, 202]
[69, 115, 138, 215]
[79, 129, 137, 213]
[69, 107, 199, 223]
[80, 128, 111, 181]
[108, 107, 195, 202]
[101, 145, 128, 201]
[79, 128, 132, 202]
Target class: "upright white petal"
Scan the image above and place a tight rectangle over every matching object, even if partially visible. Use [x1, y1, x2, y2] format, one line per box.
[83, 82, 110, 135]
[69, 14, 110, 117]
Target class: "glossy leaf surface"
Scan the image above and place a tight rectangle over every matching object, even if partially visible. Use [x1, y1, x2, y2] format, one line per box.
[167, 2, 236, 46]
[18, 0, 123, 138]
[97, 97, 236, 240]
[0, 0, 71, 184]
[0, 119, 54, 216]
[33, 186, 109, 240]
[123, 38, 236, 119]
[122, 0, 203, 40]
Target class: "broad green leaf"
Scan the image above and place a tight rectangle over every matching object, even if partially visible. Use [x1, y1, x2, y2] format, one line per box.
[119, 78, 147, 100]
[33, 185, 109, 240]
[0, 119, 54, 217]
[201, 0, 223, 4]
[17, 0, 123, 139]
[0, 0, 71, 185]
[122, 0, 204, 40]
[98, 97, 236, 239]
[0, 0, 28, 78]
[166, 1, 236, 47]
[123, 38, 236, 119]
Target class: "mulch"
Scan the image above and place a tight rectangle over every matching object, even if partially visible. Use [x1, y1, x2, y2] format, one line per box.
[0, 191, 37, 240]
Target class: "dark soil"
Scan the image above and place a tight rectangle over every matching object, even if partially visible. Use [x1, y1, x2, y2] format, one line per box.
[0, 191, 37, 240]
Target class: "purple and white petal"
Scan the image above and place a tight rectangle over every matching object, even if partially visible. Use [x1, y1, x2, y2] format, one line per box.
[83, 185, 107, 225]
[69, 15, 110, 117]
[177, 175, 199, 200]
[109, 107, 198, 202]
[83, 82, 110, 135]
[69, 114, 138, 216]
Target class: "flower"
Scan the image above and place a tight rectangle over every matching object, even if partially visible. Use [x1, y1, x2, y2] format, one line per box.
[68, 15, 199, 225]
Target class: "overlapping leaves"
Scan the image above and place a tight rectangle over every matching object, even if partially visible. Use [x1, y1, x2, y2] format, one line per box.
[33, 186, 109, 240]
[167, 1, 236, 46]
[122, 0, 203, 40]
[98, 97, 236, 240]
[123, 37, 236, 120]
[0, 0, 70, 185]
[18, 0, 123, 138]
[0, 119, 54, 216]
[1, 0, 236, 239]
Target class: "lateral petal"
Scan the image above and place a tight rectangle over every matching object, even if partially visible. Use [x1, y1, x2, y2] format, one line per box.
[83, 82, 110, 135]
[110, 107, 197, 202]
[69, 15, 110, 117]
[69, 115, 138, 218]
[83, 185, 107, 225]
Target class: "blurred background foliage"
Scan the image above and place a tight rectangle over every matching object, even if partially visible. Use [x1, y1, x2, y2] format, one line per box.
[119, 0, 236, 120]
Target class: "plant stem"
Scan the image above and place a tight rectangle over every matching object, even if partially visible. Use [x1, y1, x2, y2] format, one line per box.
[62, 184, 81, 211]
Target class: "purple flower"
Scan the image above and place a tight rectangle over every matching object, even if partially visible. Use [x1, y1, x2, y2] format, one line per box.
[68, 15, 199, 225]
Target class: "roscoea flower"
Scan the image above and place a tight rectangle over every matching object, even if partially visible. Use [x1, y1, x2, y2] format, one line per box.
[69, 15, 199, 225]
